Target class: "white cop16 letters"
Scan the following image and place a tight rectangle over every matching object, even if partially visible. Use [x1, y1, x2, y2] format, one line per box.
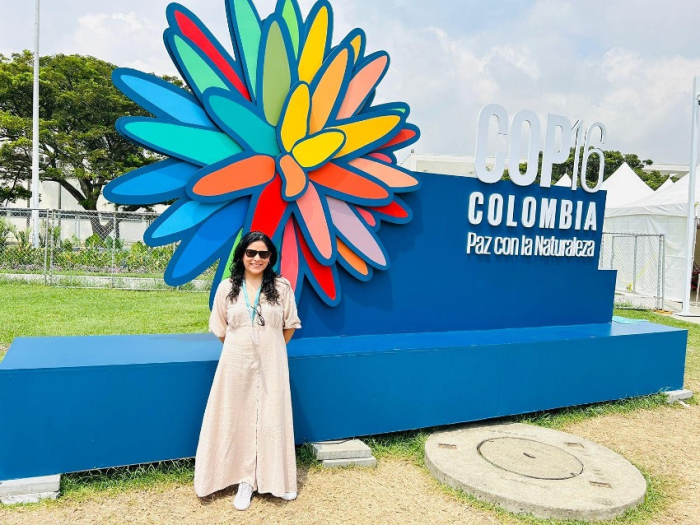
[474, 104, 606, 193]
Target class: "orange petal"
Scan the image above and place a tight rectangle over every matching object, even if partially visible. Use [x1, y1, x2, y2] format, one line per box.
[192, 155, 276, 196]
[296, 182, 333, 260]
[278, 154, 308, 199]
[337, 54, 388, 119]
[309, 163, 390, 201]
[309, 47, 351, 134]
[347, 158, 419, 189]
[337, 238, 369, 275]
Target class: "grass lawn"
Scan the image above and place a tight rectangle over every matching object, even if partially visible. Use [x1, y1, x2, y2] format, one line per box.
[0, 281, 210, 355]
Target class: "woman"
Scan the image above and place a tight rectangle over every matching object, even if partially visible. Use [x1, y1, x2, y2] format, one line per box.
[194, 231, 301, 511]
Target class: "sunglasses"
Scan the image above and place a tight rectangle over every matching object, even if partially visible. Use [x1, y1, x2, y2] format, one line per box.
[254, 303, 265, 326]
[244, 249, 271, 259]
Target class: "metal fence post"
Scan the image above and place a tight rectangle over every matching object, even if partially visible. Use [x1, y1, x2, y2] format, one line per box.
[632, 236, 638, 294]
[111, 212, 117, 289]
[660, 234, 665, 310]
[43, 210, 49, 285]
[49, 209, 55, 286]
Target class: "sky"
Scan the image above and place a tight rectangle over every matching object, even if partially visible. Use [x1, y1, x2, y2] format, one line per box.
[2, 0, 700, 166]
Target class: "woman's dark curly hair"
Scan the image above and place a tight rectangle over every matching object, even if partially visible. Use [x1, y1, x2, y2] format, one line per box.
[228, 231, 280, 304]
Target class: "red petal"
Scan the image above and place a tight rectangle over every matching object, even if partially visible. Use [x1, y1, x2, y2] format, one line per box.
[368, 200, 409, 219]
[174, 11, 251, 101]
[280, 218, 299, 291]
[296, 218, 337, 301]
[376, 127, 417, 151]
[355, 206, 377, 227]
[369, 152, 392, 163]
[250, 175, 288, 238]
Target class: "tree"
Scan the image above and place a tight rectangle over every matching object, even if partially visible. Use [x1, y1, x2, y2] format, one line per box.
[503, 148, 667, 190]
[0, 52, 173, 237]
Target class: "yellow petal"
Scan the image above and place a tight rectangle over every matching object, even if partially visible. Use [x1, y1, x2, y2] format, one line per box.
[309, 47, 350, 134]
[349, 34, 363, 65]
[292, 130, 346, 169]
[298, 5, 329, 83]
[331, 115, 402, 159]
[280, 83, 310, 152]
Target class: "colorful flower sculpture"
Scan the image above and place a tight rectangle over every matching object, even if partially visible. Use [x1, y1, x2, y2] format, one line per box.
[105, 0, 421, 307]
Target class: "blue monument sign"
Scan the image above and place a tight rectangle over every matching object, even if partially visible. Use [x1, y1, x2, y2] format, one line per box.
[0, 0, 687, 483]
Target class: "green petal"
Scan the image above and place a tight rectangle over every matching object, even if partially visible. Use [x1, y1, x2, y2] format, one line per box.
[222, 229, 243, 280]
[261, 20, 292, 126]
[228, 0, 262, 101]
[278, 0, 302, 57]
[172, 35, 228, 97]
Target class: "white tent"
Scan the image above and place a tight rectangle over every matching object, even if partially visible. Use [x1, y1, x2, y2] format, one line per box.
[601, 163, 654, 209]
[605, 171, 700, 302]
[656, 177, 675, 192]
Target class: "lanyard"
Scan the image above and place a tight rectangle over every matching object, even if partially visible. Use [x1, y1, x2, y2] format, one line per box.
[242, 280, 262, 325]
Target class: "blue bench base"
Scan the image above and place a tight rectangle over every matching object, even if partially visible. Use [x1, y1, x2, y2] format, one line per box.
[0, 321, 687, 480]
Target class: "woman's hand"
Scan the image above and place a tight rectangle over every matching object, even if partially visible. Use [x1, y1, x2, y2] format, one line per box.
[283, 329, 295, 344]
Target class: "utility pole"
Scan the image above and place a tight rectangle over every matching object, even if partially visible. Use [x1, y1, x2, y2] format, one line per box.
[681, 76, 700, 315]
[31, 0, 41, 247]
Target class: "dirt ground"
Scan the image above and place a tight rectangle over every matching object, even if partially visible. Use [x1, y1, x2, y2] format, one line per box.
[1, 400, 698, 525]
[566, 402, 700, 525]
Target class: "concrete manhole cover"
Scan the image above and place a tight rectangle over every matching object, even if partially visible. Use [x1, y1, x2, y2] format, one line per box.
[425, 423, 647, 521]
[478, 437, 584, 480]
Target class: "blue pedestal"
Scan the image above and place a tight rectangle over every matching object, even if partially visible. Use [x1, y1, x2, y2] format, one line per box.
[0, 322, 686, 480]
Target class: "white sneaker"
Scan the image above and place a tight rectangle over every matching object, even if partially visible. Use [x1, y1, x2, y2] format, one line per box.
[282, 491, 297, 501]
[233, 482, 254, 511]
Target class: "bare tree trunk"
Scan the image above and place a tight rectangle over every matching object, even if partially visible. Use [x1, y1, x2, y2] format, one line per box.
[88, 215, 114, 240]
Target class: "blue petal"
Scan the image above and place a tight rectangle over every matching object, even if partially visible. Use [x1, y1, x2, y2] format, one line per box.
[144, 199, 229, 246]
[113, 69, 214, 128]
[164, 198, 249, 285]
[104, 160, 199, 205]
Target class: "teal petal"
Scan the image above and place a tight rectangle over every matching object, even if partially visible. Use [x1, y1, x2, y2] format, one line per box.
[118, 117, 243, 166]
[227, 0, 262, 101]
[260, 19, 293, 126]
[203, 88, 280, 156]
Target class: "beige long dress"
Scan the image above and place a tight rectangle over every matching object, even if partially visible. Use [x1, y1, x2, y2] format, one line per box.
[194, 276, 301, 498]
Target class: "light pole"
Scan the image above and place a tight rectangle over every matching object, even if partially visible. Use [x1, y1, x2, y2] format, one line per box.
[31, 0, 41, 247]
[681, 76, 700, 316]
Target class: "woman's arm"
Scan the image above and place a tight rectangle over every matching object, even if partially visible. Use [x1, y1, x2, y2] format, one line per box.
[283, 328, 295, 344]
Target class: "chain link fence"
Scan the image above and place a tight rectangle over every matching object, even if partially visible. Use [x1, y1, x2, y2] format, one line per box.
[599, 232, 664, 310]
[1, 208, 669, 308]
[0, 207, 212, 292]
